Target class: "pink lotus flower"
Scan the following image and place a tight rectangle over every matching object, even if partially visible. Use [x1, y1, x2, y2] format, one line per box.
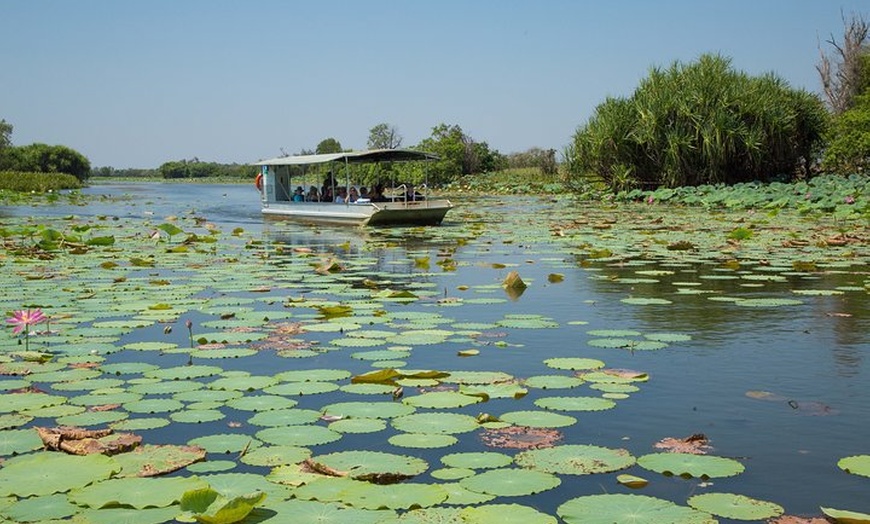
[7, 309, 46, 335]
[844, 195, 855, 204]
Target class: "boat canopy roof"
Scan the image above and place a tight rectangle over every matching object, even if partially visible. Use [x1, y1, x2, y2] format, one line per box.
[254, 148, 439, 167]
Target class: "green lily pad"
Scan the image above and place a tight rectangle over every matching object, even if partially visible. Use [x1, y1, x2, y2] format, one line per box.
[0, 428, 43, 456]
[263, 381, 340, 396]
[255, 425, 342, 446]
[460, 503, 558, 524]
[69, 475, 208, 509]
[441, 451, 513, 470]
[388, 433, 459, 449]
[558, 494, 716, 524]
[733, 298, 803, 307]
[403, 391, 484, 409]
[171, 409, 226, 424]
[265, 498, 394, 524]
[637, 452, 745, 478]
[274, 368, 351, 382]
[392, 413, 480, 435]
[338, 482, 448, 510]
[322, 401, 415, 420]
[113, 444, 207, 477]
[0, 452, 120, 497]
[124, 398, 185, 414]
[533, 396, 616, 412]
[247, 408, 322, 427]
[523, 375, 585, 389]
[179, 486, 266, 524]
[820, 506, 870, 523]
[687, 492, 783, 520]
[515, 444, 635, 475]
[188, 433, 262, 454]
[226, 394, 297, 412]
[499, 410, 577, 428]
[239, 445, 311, 467]
[112, 417, 171, 431]
[329, 417, 387, 434]
[0, 392, 66, 413]
[72, 506, 182, 524]
[838, 454, 870, 477]
[459, 468, 560, 497]
[310, 450, 429, 482]
[209, 375, 278, 391]
[0, 492, 79, 522]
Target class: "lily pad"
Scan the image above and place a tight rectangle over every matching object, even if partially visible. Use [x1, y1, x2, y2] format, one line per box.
[637, 452, 745, 478]
[392, 413, 480, 435]
[388, 433, 459, 449]
[322, 401, 416, 420]
[516, 444, 635, 475]
[460, 503, 558, 524]
[114, 444, 207, 477]
[338, 482, 448, 510]
[0, 428, 43, 456]
[329, 417, 388, 434]
[459, 468, 560, 497]
[441, 451, 513, 470]
[838, 455, 870, 478]
[308, 450, 429, 483]
[499, 410, 577, 428]
[403, 391, 484, 409]
[533, 396, 616, 412]
[687, 492, 784, 520]
[0, 452, 120, 497]
[69, 475, 208, 509]
[558, 493, 716, 524]
[255, 425, 342, 447]
[0, 492, 79, 522]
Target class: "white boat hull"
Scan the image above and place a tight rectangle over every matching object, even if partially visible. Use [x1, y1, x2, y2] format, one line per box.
[261, 199, 453, 226]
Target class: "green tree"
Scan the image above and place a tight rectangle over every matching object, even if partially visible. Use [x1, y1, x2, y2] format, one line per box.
[0, 119, 12, 150]
[367, 123, 403, 149]
[0, 143, 91, 181]
[822, 91, 870, 173]
[316, 138, 343, 154]
[568, 54, 828, 190]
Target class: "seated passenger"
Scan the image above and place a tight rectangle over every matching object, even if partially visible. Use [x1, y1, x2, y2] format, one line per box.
[292, 186, 305, 202]
[348, 187, 359, 203]
[370, 184, 388, 202]
[334, 187, 348, 203]
[321, 187, 333, 202]
[404, 184, 424, 201]
[359, 186, 369, 199]
[306, 186, 319, 202]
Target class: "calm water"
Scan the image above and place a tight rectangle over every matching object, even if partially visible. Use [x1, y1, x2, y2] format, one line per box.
[6, 182, 869, 520]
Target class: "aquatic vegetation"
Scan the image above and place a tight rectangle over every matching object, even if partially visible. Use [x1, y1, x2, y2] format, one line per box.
[0, 185, 866, 521]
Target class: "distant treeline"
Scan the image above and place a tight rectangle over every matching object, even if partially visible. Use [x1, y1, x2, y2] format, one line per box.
[92, 160, 258, 179]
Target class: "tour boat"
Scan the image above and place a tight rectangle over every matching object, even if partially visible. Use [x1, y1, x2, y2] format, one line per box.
[253, 149, 453, 226]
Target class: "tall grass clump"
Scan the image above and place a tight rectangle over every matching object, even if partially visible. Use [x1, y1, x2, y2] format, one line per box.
[0, 171, 82, 192]
[567, 54, 829, 191]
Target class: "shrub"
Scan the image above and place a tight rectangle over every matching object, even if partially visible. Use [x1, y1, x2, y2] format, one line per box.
[0, 171, 82, 192]
[568, 54, 828, 190]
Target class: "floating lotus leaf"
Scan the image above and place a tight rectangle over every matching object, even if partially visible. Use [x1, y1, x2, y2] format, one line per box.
[496, 316, 558, 329]
[0, 413, 34, 429]
[0, 428, 43, 456]
[616, 473, 649, 488]
[392, 413, 480, 435]
[173, 388, 243, 403]
[581, 370, 649, 383]
[255, 425, 342, 447]
[590, 382, 639, 393]
[838, 455, 870, 477]
[170, 409, 225, 424]
[460, 382, 528, 399]
[191, 347, 258, 359]
[637, 452, 744, 478]
[209, 374, 278, 391]
[111, 417, 171, 431]
[247, 408, 322, 427]
[460, 503, 558, 524]
[309, 450, 428, 483]
[197, 472, 290, 500]
[196, 331, 267, 344]
[403, 391, 484, 409]
[431, 467, 476, 480]
[687, 492, 783, 520]
[70, 475, 207, 509]
[57, 410, 129, 427]
[0, 452, 120, 497]
[24, 404, 85, 418]
[820, 506, 870, 523]
[265, 498, 393, 524]
[322, 401, 415, 419]
[0, 492, 78, 522]
[734, 298, 803, 307]
[620, 296, 674, 305]
[558, 494, 716, 524]
[179, 487, 266, 524]
[53, 377, 125, 391]
[533, 396, 616, 412]
[123, 341, 178, 352]
[338, 482, 448, 510]
[340, 383, 397, 395]
[586, 329, 643, 337]
[329, 417, 387, 434]
[111, 444, 207, 477]
[332, 337, 386, 348]
[388, 330, 450, 345]
[239, 445, 311, 467]
[440, 370, 515, 385]
[226, 394, 297, 412]
[441, 451, 513, 470]
[129, 379, 203, 395]
[264, 381, 340, 395]
[69, 391, 142, 406]
[542, 357, 605, 371]
[124, 398, 184, 414]
[145, 364, 223, 380]
[0, 378, 31, 391]
[459, 468, 560, 497]
[644, 332, 692, 342]
[67, 506, 180, 524]
[0, 392, 66, 413]
[187, 460, 238, 473]
[516, 444, 635, 475]
[388, 433, 458, 449]
[188, 433, 262, 454]
[274, 369, 351, 382]
[499, 410, 577, 428]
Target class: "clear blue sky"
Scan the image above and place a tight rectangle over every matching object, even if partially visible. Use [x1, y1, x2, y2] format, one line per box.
[1, 1, 867, 168]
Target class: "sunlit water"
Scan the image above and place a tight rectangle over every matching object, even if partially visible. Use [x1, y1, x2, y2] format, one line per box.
[5, 183, 868, 520]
